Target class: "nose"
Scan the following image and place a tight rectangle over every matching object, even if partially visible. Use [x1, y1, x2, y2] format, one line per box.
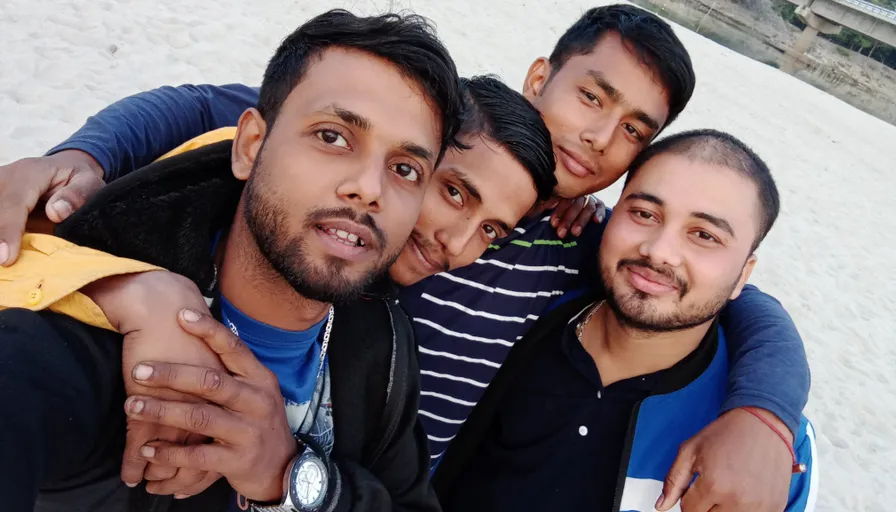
[639, 226, 683, 269]
[335, 159, 384, 212]
[581, 115, 617, 154]
[434, 218, 479, 260]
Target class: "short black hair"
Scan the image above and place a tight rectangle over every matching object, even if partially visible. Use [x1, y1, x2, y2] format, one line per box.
[257, 9, 463, 163]
[456, 76, 557, 202]
[548, 5, 695, 129]
[626, 129, 780, 252]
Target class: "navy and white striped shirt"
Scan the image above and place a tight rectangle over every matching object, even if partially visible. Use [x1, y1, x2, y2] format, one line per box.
[400, 214, 605, 461]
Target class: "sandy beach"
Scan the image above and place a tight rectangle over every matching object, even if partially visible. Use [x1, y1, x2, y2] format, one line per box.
[1, 0, 894, 509]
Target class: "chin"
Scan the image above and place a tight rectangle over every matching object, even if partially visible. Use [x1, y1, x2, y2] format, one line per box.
[387, 256, 422, 287]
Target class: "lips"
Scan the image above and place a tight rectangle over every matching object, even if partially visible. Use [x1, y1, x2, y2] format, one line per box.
[625, 265, 679, 295]
[409, 233, 446, 274]
[314, 219, 374, 249]
[557, 146, 596, 179]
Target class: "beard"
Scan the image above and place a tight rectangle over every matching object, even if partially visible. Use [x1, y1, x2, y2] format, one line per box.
[600, 257, 739, 333]
[243, 157, 400, 305]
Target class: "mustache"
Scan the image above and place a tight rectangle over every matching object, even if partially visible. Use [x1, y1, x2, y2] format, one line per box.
[307, 207, 386, 249]
[617, 257, 689, 297]
[411, 229, 449, 272]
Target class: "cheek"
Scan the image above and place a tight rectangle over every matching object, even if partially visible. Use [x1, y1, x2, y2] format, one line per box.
[449, 240, 486, 270]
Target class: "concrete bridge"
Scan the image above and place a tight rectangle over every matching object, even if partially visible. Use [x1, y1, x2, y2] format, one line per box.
[780, 0, 896, 69]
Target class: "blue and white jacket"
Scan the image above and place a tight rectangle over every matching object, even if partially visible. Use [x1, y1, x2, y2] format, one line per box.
[433, 293, 818, 511]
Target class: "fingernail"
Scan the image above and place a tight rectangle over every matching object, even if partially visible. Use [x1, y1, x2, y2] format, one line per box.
[655, 493, 664, 509]
[127, 397, 145, 414]
[174, 494, 189, 500]
[558, 229, 566, 238]
[182, 309, 201, 322]
[141, 446, 155, 458]
[572, 226, 582, 236]
[550, 218, 558, 227]
[125, 481, 138, 488]
[51, 199, 73, 219]
[133, 364, 153, 381]
[0, 242, 8, 265]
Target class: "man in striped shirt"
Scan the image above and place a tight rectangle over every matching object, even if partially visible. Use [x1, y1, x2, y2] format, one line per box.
[1, 5, 810, 509]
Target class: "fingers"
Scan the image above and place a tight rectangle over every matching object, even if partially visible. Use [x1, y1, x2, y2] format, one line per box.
[679, 478, 715, 512]
[44, 171, 104, 223]
[139, 441, 230, 474]
[658, 443, 698, 511]
[145, 468, 221, 497]
[592, 197, 608, 224]
[121, 420, 153, 487]
[130, 361, 259, 412]
[125, 395, 244, 441]
[0, 179, 41, 267]
[144, 462, 179, 482]
[177, 310, 271, 381]
[568, 198, 597, 237]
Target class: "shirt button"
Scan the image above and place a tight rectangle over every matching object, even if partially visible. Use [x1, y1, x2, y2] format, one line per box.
[578, 426, 588, 436]
[26, 289, 43, 306]
[597, 390, 602, 399]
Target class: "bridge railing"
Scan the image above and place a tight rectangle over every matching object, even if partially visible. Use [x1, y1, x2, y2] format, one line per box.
[838, 0, 896, 21]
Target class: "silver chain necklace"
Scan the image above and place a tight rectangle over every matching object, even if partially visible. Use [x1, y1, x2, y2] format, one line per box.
[316, 305, 335, 378]
[575, 301, 605, 344]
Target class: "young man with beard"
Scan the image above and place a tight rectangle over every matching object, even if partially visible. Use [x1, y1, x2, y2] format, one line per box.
[435, 130, 818, 512]
[0, 9, 467, 512]
[0, 5, 810, 510]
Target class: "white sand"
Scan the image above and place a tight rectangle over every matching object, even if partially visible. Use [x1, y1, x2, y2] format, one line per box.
[1, 0, 894, 509]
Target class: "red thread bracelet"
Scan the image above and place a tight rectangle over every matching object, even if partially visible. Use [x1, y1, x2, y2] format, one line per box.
[742, 407, 806, 474]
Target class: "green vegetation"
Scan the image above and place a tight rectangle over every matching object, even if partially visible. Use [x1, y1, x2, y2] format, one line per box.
[772, 0, 896, 69]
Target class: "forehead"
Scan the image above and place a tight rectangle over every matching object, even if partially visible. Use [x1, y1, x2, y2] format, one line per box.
[554, 32, 669, 128]
[277, 46, 441, 153]
[625, 153, 761, 236]
[438, 136, 538, 226]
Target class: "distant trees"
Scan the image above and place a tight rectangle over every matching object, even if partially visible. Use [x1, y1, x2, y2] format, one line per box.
[773, 0, 896, 68]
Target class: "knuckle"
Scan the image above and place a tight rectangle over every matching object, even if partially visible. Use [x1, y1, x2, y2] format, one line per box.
[200, 369, 223, 394]
[187, 445, 208, 467]
[188, 406, 212, 431]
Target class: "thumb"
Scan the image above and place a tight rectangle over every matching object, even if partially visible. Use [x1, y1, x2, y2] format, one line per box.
[657, 444, 697, 511]
[44, 171, 104, 223]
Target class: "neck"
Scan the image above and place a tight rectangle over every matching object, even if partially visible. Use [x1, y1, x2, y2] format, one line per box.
[581, 303, 712, 387]
[218, 204, 330, 331]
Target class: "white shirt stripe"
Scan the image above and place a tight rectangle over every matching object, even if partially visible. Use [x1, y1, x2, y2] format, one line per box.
[421, 390, 479, 407]
[413, 318, 514, 347]
[427, 433, 457, 443]
[434, 272, 566, 298]
[473, 258, 580, 274]
[421, 293, 538, 323]
[420, 370, 489, 388]
[419, 346, 502, 368]
[419, 409, 468, 424]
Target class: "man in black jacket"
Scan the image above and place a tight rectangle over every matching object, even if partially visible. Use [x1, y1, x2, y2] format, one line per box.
[0, 9, 464, 512]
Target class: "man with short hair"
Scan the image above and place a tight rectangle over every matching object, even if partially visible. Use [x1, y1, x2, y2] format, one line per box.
[0, 9, 467, 511]
[435, 129, 818, 512]
[0, 5, 811, 510]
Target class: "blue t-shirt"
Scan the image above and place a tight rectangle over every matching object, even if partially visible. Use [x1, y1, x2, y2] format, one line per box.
[219, 296, 330, 436]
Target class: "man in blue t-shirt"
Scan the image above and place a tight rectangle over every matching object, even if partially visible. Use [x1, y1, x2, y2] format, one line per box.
[0, 5, 811, 511]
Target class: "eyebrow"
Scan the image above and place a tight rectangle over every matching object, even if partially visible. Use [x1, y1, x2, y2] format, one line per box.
[586, 70, 661, 132]
[623, 191, 664, 206]
[319, 104, 434, 163]
[692, 212, 736, 238]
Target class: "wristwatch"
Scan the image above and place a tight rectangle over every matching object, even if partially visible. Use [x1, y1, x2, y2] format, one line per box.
[251, 441, 330, 512]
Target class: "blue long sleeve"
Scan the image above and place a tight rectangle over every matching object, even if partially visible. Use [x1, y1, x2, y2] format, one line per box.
[46, 83, 260, 181]
[719, 284, 810, 437]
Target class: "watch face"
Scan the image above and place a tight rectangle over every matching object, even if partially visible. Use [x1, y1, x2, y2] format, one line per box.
[293, 457, 326, 508]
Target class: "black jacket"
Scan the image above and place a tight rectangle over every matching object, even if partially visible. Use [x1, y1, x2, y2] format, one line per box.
[57, 141, 439, 512]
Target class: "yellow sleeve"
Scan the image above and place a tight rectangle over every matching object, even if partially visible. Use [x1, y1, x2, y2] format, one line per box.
[0, 234, 162, 331]
[155, 127, 237, 162]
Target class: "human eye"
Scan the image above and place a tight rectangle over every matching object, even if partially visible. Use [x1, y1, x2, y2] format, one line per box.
[315, 129, 350, 149]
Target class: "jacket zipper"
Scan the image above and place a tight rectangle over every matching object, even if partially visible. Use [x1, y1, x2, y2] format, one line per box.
[612, 400, 643, 512]
[370, 299, 406, 465]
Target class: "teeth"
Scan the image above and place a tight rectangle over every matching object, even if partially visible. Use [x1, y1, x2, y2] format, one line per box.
[320, 226, 363, 247]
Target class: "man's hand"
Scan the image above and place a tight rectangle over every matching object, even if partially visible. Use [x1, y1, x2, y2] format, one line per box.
[548, 195, 607, 238]
[83, 271, 226, 494]
[657, 408, 793, 512]
[124, 309, 297, 502]
[0, 150, 105, 265]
